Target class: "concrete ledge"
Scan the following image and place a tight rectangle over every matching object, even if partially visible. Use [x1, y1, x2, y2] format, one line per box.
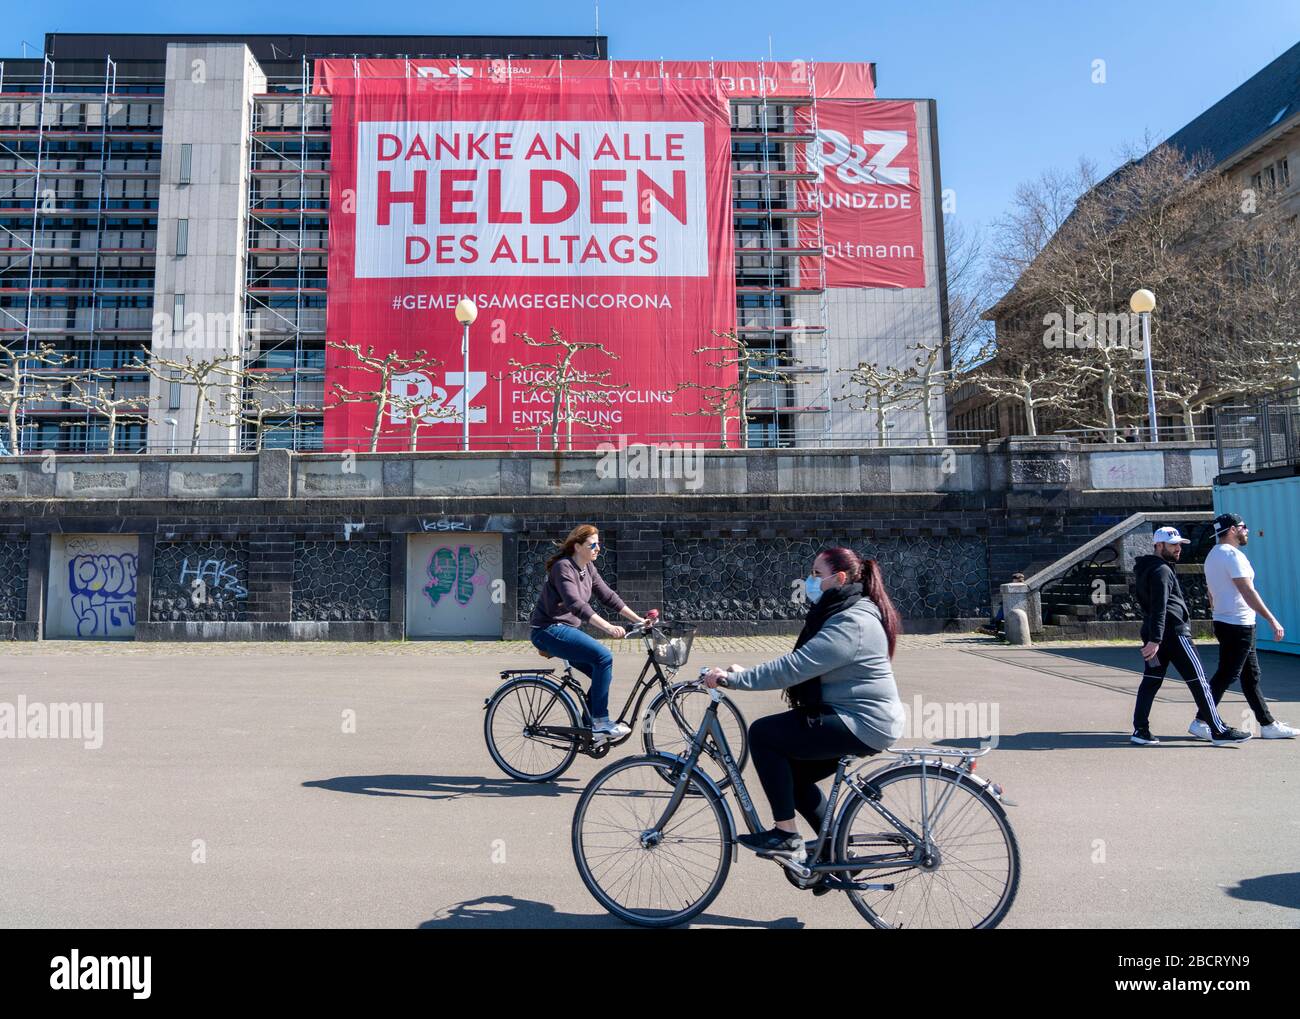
[0, 441, 1218, 500]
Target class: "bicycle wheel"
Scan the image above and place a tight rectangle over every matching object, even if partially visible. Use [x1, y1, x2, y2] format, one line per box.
[572, 756, 732, 927]
[833, 764, 1020, 929]
[484, 676, 581, 782]
[641, 685, 749, 789]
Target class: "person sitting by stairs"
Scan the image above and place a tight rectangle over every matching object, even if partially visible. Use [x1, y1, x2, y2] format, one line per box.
[1130, 526, 1251, 747]
[979, 573, 1025, 636]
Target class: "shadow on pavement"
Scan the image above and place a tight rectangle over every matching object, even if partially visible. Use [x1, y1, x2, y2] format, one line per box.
[1224, 873, 1300, 911]
[303, 774, 581, 800]
[940, 731, 1226, 751]
[419, 895, 804, 929]
[1033, 646, 1300, 689]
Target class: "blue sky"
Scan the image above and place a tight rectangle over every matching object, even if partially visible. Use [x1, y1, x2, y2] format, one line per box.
[10, 0, 1300, 235]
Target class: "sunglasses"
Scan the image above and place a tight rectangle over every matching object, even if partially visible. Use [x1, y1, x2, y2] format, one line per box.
[585, 541, 601, 550]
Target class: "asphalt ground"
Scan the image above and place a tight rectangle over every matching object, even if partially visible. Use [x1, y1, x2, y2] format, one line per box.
[1, 634, 1296, 928]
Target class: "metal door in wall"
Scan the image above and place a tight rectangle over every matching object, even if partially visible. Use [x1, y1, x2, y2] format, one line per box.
[46, 534, 140, 640]
[406, 533, 504, 638]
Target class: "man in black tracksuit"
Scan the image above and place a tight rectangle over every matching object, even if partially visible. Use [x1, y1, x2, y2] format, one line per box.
[1131, 526, 1250, 746]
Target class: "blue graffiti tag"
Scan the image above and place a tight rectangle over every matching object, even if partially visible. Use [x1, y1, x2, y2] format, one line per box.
[68, 553, 138, 637]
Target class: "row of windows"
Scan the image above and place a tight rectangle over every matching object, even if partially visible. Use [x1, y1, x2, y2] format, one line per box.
[1250, 157, 1291, 192]
[1, 217, 157, 230]
[1, 294, 154, 309]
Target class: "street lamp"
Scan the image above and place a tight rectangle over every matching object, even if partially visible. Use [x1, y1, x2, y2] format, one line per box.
[454, 298, 478, 451]
[1129, 288, 1158, 442]
[164, 417, 178, 455]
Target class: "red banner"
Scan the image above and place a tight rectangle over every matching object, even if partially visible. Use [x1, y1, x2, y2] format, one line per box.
[314, 59, 875, 100]
[323, 73, 736, 451]
[798, 100, 926, 289]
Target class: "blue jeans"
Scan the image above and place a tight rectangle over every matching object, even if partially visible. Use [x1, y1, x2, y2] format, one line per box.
[531, 623, 615, 720]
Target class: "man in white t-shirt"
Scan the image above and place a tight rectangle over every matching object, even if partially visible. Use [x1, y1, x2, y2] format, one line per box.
[1194, 512, 1297, 740]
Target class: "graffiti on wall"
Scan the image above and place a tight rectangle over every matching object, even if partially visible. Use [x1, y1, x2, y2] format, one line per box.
[423, 543, 501, 607]
[68, 549, 138, 637]
[179, 557, 248, 603]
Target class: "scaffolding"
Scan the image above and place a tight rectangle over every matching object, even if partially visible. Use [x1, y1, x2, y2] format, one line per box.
[0, 54, 158, 452]
[244, 57, 329, 449]
[733, 58, 831, 447]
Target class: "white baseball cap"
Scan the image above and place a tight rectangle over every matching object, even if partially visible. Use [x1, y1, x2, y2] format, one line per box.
[1153, 526, 1191, 545]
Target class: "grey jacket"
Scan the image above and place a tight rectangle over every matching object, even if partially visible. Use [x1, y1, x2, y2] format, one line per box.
[727, 599, 905, 751]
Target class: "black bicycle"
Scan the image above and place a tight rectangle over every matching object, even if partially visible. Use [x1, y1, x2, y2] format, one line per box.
[483, 612, 749, 785]
[572, 676, 1021, 929]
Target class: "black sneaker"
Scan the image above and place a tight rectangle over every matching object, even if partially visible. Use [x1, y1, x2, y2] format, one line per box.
[1130, 727, 1161, 745]
[736, 828, 805, 858]
[1210, 726, 1252, 746]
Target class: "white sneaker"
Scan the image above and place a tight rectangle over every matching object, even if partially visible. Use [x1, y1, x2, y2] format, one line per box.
[1261, 721, 1299, 739]
[592, 718, 631, 739]
[1187, 719, 1211, 741]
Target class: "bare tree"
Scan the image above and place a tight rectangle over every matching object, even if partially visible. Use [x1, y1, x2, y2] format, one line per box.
[65, 369, 154, 454]
[942, 217, 996, 371]
[837, 360, 917, 446]
[325, 341, 445, 453]
[965, 353, 1085, 437]
[133, 349, 243, 454]
[0, 340, 69, 453]
[383, 388, 461, 452]
[211, 369, 325, 452]
[977, 143, 1299, 437]
[506, 329, 625, 451]
[672, 330, 801, 449]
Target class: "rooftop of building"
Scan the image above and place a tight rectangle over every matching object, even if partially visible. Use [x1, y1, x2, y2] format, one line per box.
[1163, 39, 1300, 170]
[5, 31, 609, 65]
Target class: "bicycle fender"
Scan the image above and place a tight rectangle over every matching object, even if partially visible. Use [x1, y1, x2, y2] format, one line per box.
[484, 673, 579, 717]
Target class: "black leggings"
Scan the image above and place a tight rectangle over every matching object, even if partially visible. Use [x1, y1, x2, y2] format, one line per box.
[748, 708, 877, 832]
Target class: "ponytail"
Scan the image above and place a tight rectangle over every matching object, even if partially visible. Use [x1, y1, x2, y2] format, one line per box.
[861, 558, 901, 658]
[817, 548, 900, 658]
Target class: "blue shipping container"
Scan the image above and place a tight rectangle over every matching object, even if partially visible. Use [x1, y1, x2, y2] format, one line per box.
[1212, 475, 1300, 655]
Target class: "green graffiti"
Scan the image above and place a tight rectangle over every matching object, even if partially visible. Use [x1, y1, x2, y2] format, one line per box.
[423, 544, 481, 606]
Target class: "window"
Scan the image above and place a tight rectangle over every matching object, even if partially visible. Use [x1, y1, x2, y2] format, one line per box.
[172, 294, 185, 334]
[178, 143, 192, 184]
[168, 371, 181, 411]
[175, 218, 188, 257]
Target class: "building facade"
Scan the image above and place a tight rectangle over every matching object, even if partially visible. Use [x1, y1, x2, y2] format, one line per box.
[952, 40, 1300, 441]
[2, 32, 950, 455]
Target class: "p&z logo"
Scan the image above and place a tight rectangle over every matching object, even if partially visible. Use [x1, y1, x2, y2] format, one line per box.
[810, 129, 909, 187]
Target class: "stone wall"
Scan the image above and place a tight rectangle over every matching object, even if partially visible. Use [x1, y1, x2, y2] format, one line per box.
[0, 442, 1216, 640]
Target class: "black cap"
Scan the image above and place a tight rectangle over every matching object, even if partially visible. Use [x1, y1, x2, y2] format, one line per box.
[1212, 512, 1245, 536]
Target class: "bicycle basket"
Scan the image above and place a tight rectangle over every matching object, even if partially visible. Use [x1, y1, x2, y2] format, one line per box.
[649, 623, 696, 668]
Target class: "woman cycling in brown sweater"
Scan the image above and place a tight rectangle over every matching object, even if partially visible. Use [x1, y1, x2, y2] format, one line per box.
[530, 524, 647, 738]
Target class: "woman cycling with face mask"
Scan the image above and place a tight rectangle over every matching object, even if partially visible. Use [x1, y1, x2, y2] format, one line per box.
[702, 548, 906, 857]
[530, 524, 647, 739]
